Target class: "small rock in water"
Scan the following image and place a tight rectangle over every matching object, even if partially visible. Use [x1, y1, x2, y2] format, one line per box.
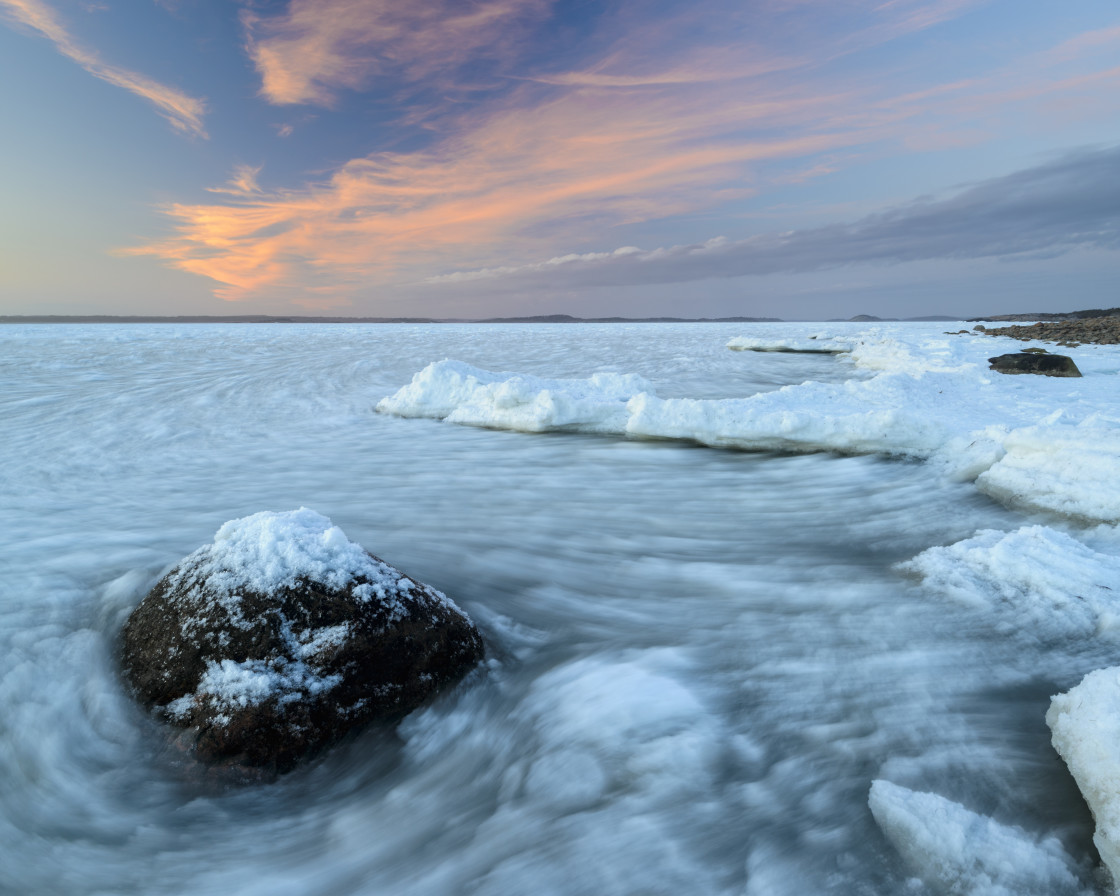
[988, 353, 1081, 377]
[120, 508, 484, 773]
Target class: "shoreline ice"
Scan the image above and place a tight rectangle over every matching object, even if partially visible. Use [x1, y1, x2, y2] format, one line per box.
[377, 329, 1120, 524]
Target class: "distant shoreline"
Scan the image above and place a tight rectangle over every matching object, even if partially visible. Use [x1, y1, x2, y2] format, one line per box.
[0, 313, 964, 325]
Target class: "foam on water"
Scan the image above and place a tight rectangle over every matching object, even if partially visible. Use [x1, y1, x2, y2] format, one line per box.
[0, 321, 1116, 894]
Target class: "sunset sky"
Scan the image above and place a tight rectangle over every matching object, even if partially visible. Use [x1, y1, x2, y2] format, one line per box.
[2, 0, 1118, 319]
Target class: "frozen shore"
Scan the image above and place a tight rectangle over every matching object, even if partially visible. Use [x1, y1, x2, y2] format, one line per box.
[2, 320, 1118, 895]
[378, 326, 1120, 523]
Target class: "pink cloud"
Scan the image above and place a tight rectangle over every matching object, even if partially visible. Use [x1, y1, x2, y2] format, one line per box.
[0, 0, 206, 136]
[130, 1, 1119, 307]
[124, 69, 886, 302]
[244, 0, 547, 106]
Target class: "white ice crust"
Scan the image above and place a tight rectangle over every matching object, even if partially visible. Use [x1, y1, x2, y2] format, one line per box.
[377, 330, 1120, 524]
[868, 779, 1082, 895]
[900, 525, 1120, 640]
[1048, 668, 1120, 892]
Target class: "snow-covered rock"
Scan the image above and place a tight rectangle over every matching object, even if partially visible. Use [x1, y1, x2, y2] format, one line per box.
[988, 352, 1081, 377]
[121, 508, 483, 771]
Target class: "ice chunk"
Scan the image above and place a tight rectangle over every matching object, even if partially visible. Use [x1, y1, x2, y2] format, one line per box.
[1048, 667, 1120, 890]
[376, 359, 650, 433]
[899, 526, 1120, 640]
[374, 359, 515, 420]
[978, 417, 1120, 523]
[727, 335, 852, 353]
[623, 374, 948, 456]
[868, 779, 1082, 895]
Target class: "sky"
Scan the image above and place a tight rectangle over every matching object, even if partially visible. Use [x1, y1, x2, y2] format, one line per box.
[1, 0, 1118, 320]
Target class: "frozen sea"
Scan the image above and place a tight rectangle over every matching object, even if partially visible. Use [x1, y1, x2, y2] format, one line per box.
[3, 321, 1120, 895]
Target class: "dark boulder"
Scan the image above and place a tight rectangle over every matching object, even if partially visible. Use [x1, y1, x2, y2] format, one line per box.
[988, 353, 1081, 377]
[121, 508, 483, 772]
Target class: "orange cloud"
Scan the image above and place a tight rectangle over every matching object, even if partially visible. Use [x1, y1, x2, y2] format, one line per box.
[244, 0, 547, 106]
[130, 1, 1119, 307]
[126, 67, 884, 303]
[0, 0, 206, 136]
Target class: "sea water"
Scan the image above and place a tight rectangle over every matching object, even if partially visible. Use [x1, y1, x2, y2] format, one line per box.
[1, 321, 1117, 895]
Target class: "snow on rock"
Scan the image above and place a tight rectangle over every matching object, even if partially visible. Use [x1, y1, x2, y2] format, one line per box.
[377, 329, 1120, 523]
[1048, 668, 1120, 893]
[868, 779, 1083, 895]
[898, 526, 1120, 640]
[121, 508, 484, 772]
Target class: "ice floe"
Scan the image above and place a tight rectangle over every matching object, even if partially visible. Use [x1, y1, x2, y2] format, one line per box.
[977, 415, 1120, 521]
[727, 335, 853, 353]
[868, 779, 1084, 895]
[1048, 668, 1120, 892]
[375, 359, 649, 433]
[899, 525, 1120, 640]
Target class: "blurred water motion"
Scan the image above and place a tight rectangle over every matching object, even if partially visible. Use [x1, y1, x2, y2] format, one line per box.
[0, 322, 1104, 895]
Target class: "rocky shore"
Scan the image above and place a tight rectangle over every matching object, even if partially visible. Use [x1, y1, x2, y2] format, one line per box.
[979, 316, 1120, 346]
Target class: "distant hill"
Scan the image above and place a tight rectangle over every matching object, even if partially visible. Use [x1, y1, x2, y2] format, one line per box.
[969, 307, 1120, 322]
[827, 314, 963, 322]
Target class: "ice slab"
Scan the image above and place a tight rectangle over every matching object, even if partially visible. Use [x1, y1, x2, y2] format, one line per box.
[899, 525, 1120, 640]
[977, 416, 1120, 522]
[375, 359, 649, 433]
[1048, 667, 1120, 892]
[869, 779, 1082, 895]
[727, 335, 852, 353]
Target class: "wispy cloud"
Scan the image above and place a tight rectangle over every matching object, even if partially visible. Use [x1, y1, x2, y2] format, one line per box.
[244, 0, 547, 106]
[0, 0, 206, 136]
[126, 69, 876, 302]
[430, 145, 1120, 289]
[130, 2, 1120, 306]
[206, 164, 264, 196]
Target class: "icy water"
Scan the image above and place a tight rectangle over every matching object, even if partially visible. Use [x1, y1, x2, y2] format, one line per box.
[0, 323, 1113, 895]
